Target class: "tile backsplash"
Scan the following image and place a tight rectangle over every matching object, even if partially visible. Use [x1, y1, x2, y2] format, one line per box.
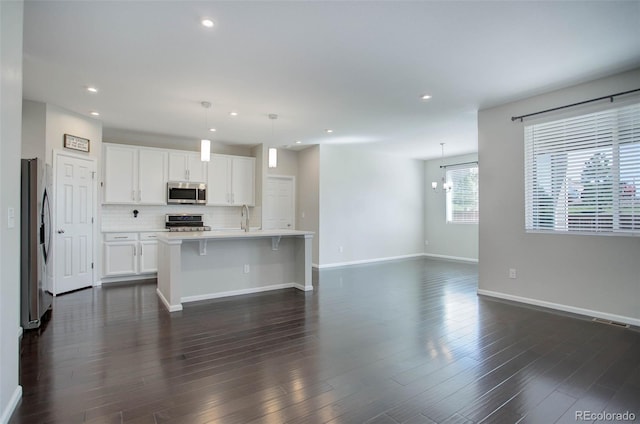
[101, 204, 261, 231]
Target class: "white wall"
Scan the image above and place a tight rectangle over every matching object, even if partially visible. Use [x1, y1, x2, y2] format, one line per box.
[45, 103, 102, 167]
[103, 128, 253, 156]
[267, 148, 298, 178]
[0, 1, 24, 422]
[318, 145, 424, 267]
[21, 100, 45, 159]
[297, 146, 320, 265]
[478, 68, 640, 326]
[424, 153, 478, 262]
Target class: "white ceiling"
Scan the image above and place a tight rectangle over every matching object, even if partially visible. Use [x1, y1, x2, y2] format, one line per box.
[22, 1, 640, 160]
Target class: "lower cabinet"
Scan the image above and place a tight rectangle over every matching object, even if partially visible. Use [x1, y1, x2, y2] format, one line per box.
[103, 232, 160, 277]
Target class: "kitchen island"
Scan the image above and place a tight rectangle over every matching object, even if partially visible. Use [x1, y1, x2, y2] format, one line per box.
[156, 229, 314, 312]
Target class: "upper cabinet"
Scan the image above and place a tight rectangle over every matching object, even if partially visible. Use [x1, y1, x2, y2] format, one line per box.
[103, 143, 254, 207]
[208, 154, 255, 206]
[168, 152, 208, 183]
[103, 144, 168, 205]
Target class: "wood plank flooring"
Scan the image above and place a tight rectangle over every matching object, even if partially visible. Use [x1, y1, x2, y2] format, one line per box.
[11, 258, 640, 423]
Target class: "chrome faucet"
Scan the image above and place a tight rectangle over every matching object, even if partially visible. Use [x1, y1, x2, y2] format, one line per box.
[240, 204, 250, 232]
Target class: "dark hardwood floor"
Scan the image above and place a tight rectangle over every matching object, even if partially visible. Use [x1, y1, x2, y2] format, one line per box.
[12, 258, 640, 424]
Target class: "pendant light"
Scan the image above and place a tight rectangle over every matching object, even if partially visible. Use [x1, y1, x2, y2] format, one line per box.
[200, 101, 212, 162]
[432, 142, 451, 192]
[268, 113, 278, 168]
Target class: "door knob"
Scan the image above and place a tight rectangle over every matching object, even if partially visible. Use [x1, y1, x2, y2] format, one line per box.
[57, 229, 65, 234]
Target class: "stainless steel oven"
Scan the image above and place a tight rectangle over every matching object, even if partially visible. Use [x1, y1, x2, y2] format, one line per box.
[167, 181, 207, 205]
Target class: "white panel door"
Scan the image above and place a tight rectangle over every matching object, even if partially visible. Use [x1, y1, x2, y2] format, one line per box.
[263, 176, 295, 230]
[55, 153, 95, 294]
[138, 149, 168, 204]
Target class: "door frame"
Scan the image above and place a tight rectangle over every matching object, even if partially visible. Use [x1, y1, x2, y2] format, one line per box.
[264, 175, 296, 230]
[52, 149, 98, 294]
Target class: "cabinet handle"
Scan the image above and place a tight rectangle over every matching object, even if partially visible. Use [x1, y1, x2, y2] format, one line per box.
[132, 190, 135, 201]
[186, 169, 190, 180]
[133, 246, 136, 256]
[138, 190, 141, 202]
[140, 245, 143, 256]
[114, 236, 128, 239]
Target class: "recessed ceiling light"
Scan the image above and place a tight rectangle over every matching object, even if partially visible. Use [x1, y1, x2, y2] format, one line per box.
[201, 18, 214, 28]
[421, 94, 432, 100]
[90, 111, 100, 116]
[325, 129, 333, 133]
[229, 111, 238, 117]
[295, 140, 302, 144]
[209, 128, 217, 132]
[87, 86, 98, 93]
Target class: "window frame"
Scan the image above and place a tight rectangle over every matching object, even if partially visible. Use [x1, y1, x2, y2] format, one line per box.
[524, 101, 640, 237]
[445, 164, 479, 225]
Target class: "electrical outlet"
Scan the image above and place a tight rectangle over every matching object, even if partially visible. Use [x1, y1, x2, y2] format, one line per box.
[509, 268, 517, 279]
[243, 264, 250, 274]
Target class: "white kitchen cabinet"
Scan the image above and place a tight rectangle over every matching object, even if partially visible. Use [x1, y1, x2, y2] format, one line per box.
[231, 156, 255, 205]
[138, 149, 168, 204]
[139, 233, 159, 273]
[103, 144, 168, 205]
[103, 145, 137, 204]
[168, 151, 208, 182]
[207, 154, 255, 206]
[103, 232, 160, 278]
[103, 233, 138, 276]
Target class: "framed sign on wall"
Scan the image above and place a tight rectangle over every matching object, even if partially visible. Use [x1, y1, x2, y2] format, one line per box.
[63, 134, 90, 152]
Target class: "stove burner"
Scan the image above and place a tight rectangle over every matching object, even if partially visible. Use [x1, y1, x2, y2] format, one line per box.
[165, 214, 210, 232]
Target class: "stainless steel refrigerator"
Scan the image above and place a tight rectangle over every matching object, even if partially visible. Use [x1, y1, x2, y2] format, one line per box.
[21, 158, 53, 330]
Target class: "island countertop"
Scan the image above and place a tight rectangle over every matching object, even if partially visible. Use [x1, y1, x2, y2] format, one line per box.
[157, 229, 314, 242]
[156, 228, 314, 312]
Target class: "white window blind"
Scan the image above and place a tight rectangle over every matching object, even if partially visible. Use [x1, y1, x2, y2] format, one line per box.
[446, 165, 479, 224]
[524, 102, 640, 235]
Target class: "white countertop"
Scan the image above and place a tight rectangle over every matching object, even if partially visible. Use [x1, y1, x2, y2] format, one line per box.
[102, 228, 169, 233]
[157, 229, 314, 241]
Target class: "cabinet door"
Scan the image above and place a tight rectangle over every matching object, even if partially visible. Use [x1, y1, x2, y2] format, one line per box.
[103, 145, 137, 204]
[139, 241, 158, 273]
[187, 153, 208, 183]
[208, 155, 232, 205]
[231, 157, 255, 206]
[138, 149, 168, 204]
[168, 152, 188, 181]
[103, 242, 137, 276]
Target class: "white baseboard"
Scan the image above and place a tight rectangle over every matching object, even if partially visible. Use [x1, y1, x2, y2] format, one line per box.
[0, 385, 22, 424]
[477, 289, 640, 327]
[424, 253, 478, 263]
[291, 282, 313, 291]
[102, 274, 156, 284]
[156, 288, 182, 312]
[181, 283, 305, 304]
[93, 279, 102, 287]
[316, 253, 424, 269]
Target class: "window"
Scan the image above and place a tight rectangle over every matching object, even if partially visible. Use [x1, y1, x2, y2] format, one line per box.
[525, 102, 640, 235]
[446, 165, 479, 224]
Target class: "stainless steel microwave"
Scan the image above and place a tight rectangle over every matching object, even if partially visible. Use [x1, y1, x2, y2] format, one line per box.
[167, 181, 207, 205]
